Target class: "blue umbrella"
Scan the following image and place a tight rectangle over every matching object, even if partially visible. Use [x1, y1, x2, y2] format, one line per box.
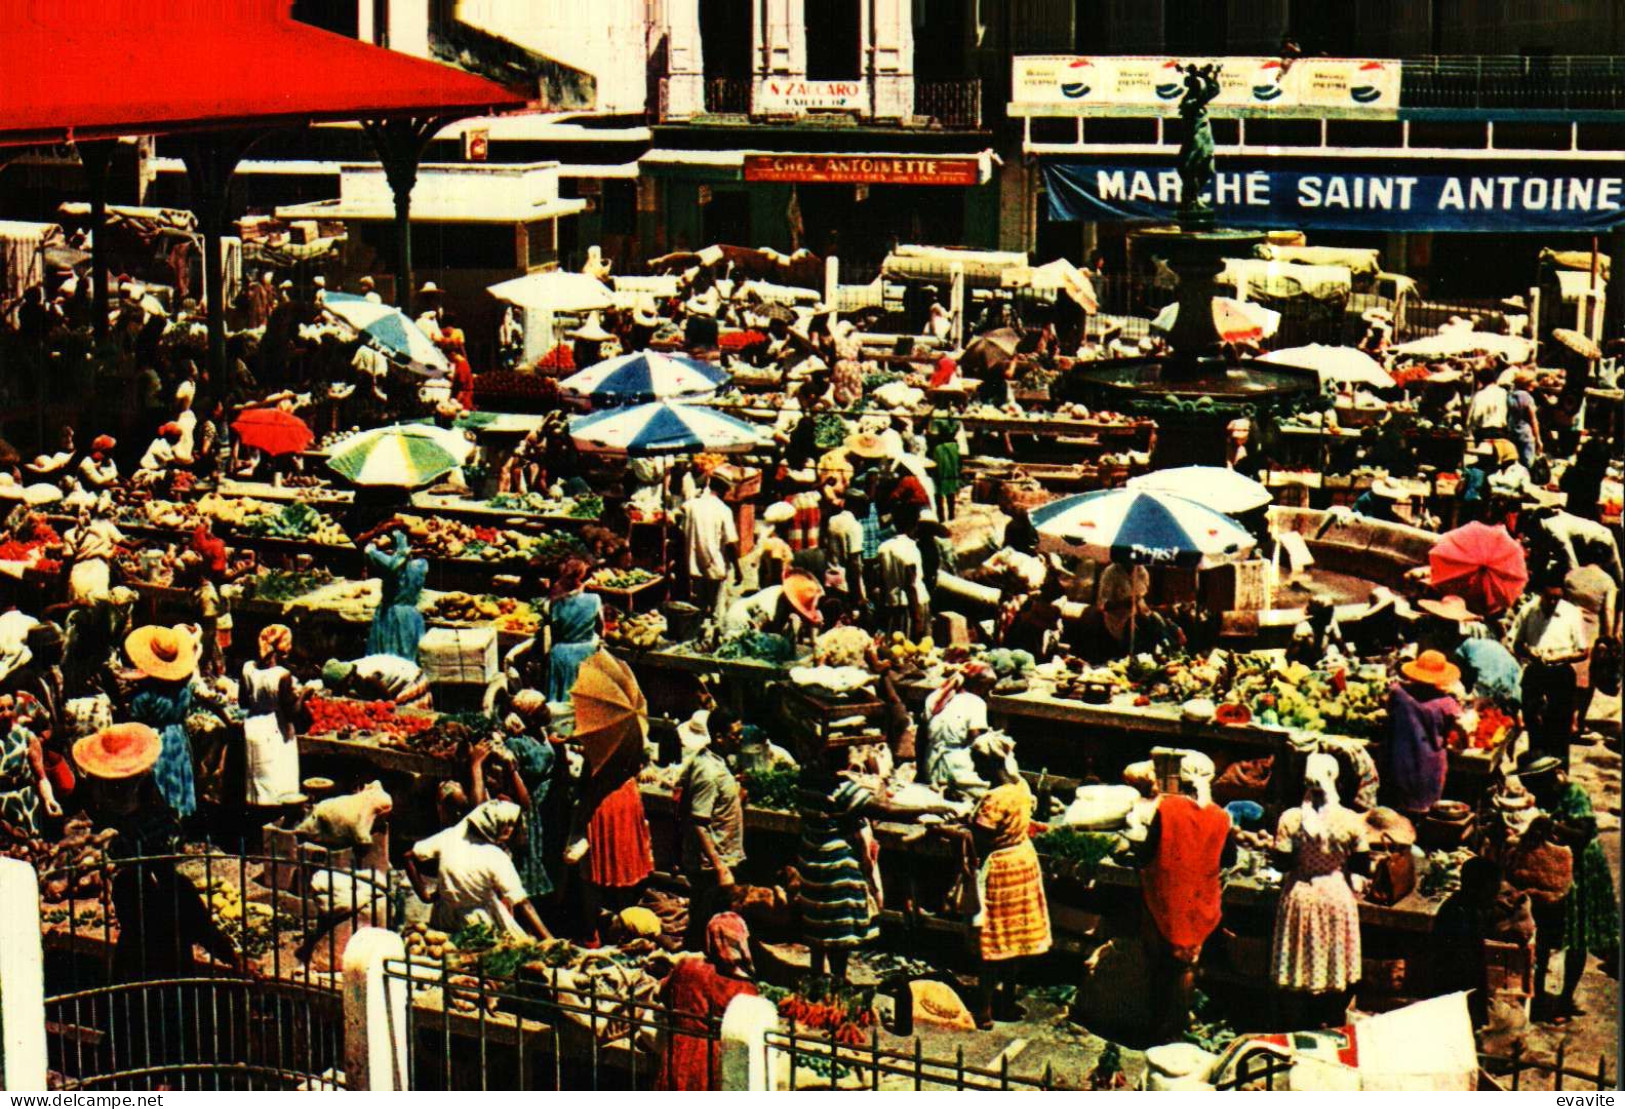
[1030, 488, 1255, 568]
[570, 401, 766, 456]
[559, 351, 728, 404]
[322, 292, 449, 377]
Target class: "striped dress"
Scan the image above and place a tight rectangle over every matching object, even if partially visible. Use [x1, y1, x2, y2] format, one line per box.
[795, 773, 878, 951]
[974, 783, 1052, 962]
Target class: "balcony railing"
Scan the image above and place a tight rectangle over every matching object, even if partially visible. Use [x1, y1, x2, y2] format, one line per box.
[705, 76, 753, 115]
[914, 78, 984, 128]
[1397, 55, 1624, 110]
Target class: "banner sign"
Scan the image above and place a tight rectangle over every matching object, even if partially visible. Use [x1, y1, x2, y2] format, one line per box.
[1041, 159, 1625, 232]
[756, 79, 867, 114]
[744, 154, 983, 186]
[1012, 55, 1400, 112]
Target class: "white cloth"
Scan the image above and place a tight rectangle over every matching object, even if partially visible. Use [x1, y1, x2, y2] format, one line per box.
[722, 585, 783, 636]
[1509, 598, 1589, 661]
[1467, 384, 1508, 434]
[878, 534, 927, 607]
[174, 408, 198, 461]
[823, 510, 863, 563]
[241, 661, 299, 805]
[411, 825, 530, 940]
[352, 654, 426, 699]
[683, 490, 738, 581]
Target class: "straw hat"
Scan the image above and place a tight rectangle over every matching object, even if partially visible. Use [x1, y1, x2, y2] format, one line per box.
[781, 569, 824, 625]
[843, 432, 893, 461]
[568, 313, 613, 343]
[1369, 477, 1408, 500]
[124, 624, 199, 682]
[1515, 750, 1562, 781]
[1417, 595, 1476, 623]
[1400, 649, 1460, 689]
[74, 723, 162, 781]
[1363, 807, 1417, 847]
[419, 281, 441, 294]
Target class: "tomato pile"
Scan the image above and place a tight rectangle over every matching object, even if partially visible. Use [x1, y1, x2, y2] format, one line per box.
[1470, 705, 1515, 749]
[306, 696, 435, 740]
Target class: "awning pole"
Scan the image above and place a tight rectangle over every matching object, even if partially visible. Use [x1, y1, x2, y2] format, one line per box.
[364, 116, 461, 318]
[78, 140, 117, 343]
[178, 129, 264, 403]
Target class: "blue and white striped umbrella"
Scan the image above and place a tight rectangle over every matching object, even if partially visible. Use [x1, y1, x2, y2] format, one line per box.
[559, 351, 728, 404]
[322, 292, 449, 377]
[570, 401, 767, 456]
[1031, 488, 1256, 569]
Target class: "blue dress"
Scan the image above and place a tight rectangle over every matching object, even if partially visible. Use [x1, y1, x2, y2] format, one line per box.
[0, 722, 41, 836]
[546, 590, 602, 702]
[367, 533, 428, 662]
[507, 733, 560, 898]
[131, 681, 197, 822]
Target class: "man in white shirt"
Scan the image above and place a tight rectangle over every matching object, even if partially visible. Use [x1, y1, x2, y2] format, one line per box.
[1509, 577, 1589, 769]
[1466, 369, 1511, 438]
[682, 476, 740, 614]
[821, 486, 865, 603]
[1538, 509, 1624, 584]
[878, 523, 929, 638]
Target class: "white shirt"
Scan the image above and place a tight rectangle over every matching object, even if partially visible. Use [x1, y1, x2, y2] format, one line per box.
[824, 511, 863, 563]
[683, 490, 738, 581]
[1467, 384, 1508, 433]
[1542, 512, 1624, 582]
[138, 438, 175, 472]
[78, 456, 118, 488]
[722, 585, 783, 636]
[411, 825, 529, 939]
[878, 534, 927, 606]
[1510, 598, 1589, 661]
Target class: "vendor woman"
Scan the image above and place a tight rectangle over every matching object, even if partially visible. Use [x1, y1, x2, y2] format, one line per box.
[407, 800, 553, 942]
[1071, 564, 1180, 665]
[365, 530, 427, 663]
[543, 558, 603, 702]
[720, 569, 824, 642]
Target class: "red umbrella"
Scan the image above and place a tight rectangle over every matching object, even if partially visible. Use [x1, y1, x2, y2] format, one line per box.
[231, 407, 313, 457]
[1429, 522, 1528, 614]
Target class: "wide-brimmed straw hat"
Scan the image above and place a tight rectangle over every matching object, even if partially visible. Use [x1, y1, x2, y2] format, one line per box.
[567, 313, 613, 342]
[74, 723, 162, 780]
[843, 432, 893, 461]
[1417, 595, 1477, 624]
[1400, 649, 1460, 689]
[124, 624, 199, 682]
[781, 569, 824, 625]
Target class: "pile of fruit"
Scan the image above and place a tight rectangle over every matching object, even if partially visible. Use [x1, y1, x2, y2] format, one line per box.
[395, 514, 586, 567]
[1466, 704, 1515, 749]
[234, 501, 351, 546]
[588, 568, 658, 591]
[133, 499, 204, 530]
[474, 370, 560, 400]
[401, 922, 452, 961]
[426, 593, 542, 636]
[875, 631, 940, 669]
[306, 696, 436, 743]
[208, 883, 279, 955]
[604, 611, 666, 650]
[1230, 657, 1385, 738]
[813, 626, 872, 668]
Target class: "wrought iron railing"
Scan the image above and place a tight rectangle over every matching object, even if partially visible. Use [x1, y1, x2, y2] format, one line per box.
[913, 79, 984, 129]
[705, 77, 754, 116]
[765, 1025, 1058, 1091]
[1400, 55, 1625, 110]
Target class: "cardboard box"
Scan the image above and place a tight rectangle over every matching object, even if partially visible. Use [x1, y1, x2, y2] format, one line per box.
[420, 626, 498, 684]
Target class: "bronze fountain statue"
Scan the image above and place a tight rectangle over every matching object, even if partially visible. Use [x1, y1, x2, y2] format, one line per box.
[1175, 63, 1223, 228]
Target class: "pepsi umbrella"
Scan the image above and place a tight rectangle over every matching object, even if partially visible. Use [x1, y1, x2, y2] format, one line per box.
[570, 401, 766, 456]
[322, 292, 449, 377]
[559, 351, 728, 404]
[1127, 466, 1272, 515]
[1031, 488, 1256, 568]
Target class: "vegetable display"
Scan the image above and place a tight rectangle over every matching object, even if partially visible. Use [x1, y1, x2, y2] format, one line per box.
[775, 979, 878, 1047]
[249, 568, 336, 603]
[393, 514, 586, 567]
[427, 592, 542, 635]
[813, 413, 850, 450]
[604, 611, 666, 650]
[588, 568, 658, 591]
[741, 766, 799, 812]
[1033, 826, 1125, 880]
[306, 696, 435, 742]
[715, 631, 798, 664]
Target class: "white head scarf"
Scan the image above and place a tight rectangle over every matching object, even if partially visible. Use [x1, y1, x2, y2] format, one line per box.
[1301, 751, 1342, 836]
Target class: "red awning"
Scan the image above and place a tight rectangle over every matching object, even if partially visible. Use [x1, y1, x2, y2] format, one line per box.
[0, 0, 529, 148]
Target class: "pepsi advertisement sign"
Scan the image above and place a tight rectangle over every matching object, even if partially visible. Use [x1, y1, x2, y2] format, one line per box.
[1041, 159, 1625, 232]
[1012, 55, 1400, 112]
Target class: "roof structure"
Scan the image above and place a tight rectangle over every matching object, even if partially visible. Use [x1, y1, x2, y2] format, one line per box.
[0, 0, 527, 148]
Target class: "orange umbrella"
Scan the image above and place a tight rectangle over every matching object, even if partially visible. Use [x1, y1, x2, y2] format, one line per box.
[570, 650, 648, 777]
[1429, 522, 1528, 615]
[232, 407, 313, 457]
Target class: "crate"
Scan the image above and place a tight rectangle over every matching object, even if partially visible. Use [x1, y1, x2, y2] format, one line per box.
[420, 626, 499, 684]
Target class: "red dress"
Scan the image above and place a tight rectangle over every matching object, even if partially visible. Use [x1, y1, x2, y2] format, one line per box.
[1141, 795, 1231, 962]
[584, 775, 653, 888]
[450, 355, 475, 411]
[656, 958, 756, 1091]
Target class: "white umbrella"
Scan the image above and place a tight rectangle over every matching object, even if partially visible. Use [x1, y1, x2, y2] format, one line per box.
[327, 422, 475, 465]
[1151, 297, 1281, 341]
[1127, 466, 1272, 514]
[1390, 331, 1533, 362]
[1258, 344, 1395, 388]
[486, 272, 615, 314]
[1031, 488, 1256, 569]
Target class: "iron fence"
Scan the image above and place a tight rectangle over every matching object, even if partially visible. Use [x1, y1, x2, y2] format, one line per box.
[765, 1026, 1058, 1091]
[380, 955, 720, 1090]
[705, 77, 754, 116]
[1400, 55, 1625, 111]
[37, 847, 398, 1090]
[913, 79, 984, 129]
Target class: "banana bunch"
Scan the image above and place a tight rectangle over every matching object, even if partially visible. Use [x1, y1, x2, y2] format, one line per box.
[606, 611, 666, 649]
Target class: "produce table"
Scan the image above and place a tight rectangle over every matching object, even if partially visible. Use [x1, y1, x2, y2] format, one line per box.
[409, 493, 606, 531]
[217, 479, 354, 506]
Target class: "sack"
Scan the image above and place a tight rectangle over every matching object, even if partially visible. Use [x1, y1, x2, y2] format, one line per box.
[1366, 839, 1416, 906]
[1507, 840, 1573, 906]
[1592, 636, 1621, 697]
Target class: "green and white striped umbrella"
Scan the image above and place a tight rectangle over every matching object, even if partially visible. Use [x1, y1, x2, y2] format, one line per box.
[324, 425, 464, 488]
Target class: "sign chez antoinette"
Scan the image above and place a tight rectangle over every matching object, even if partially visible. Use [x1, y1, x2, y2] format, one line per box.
[755, 79, 868, 114]
[744, 154, 985, 187]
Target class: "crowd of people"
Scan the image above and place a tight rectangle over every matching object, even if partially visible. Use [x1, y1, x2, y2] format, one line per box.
[0, 236, 1618, 1088]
